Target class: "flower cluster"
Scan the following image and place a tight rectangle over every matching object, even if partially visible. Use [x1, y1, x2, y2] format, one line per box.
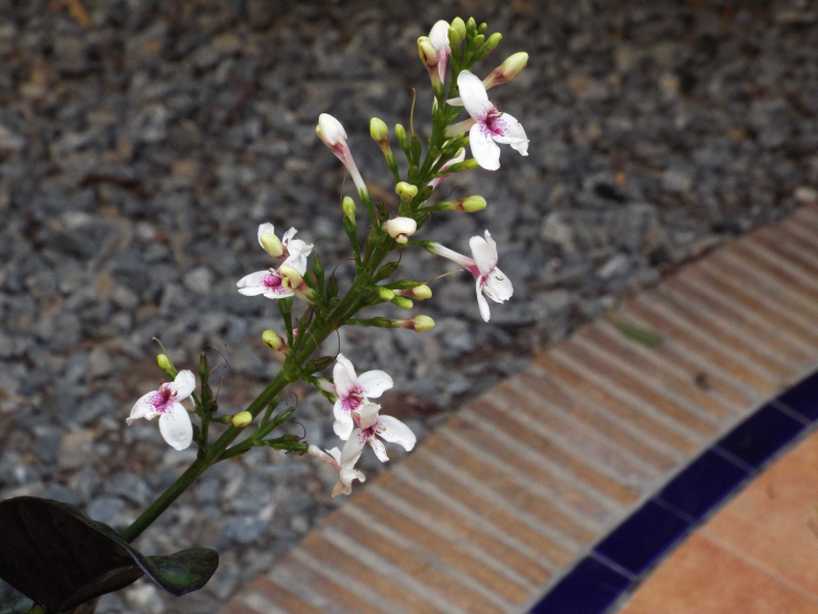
[126, 16, 529, 501]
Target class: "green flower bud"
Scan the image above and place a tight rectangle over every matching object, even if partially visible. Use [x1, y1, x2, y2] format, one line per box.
[392, 296, 414, 310]
[377, 287, 396, 302]
[473, 33, 485, 48]
[342, 196, 356, 224]
[484, 52, 529, 89]
[394, 123, 408, 149]
[410, 284, 433, 300]
[261, 329, 284, 351]
[479, 22, 489, 33]
[466, 17, 477, 34]
[417, 36, 437, 69]
[482, 32, 502, 56]
[156, 353, 177, 378]
[231, 411, 253, 428]
[412, 315, 436, 332]
[395, 181, 419, 202]
[449, 17, 466, 47]
[462, 195, 487, 213]
[369, 117, 389, 144]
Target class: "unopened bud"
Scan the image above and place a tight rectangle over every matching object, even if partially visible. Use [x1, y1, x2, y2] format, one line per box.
[383, 217, 417, 244]
[395, 181, 418, 202]
[317, 378, 336, 395]
[394, 123, 408, 149]
[449, 17, 466, 47]
[473, 33, 485, 48]
[156, 353, 177, 378]
[446, 159, 480, 173]
[261, 329, 284, 351]
[315, 113, 347, 148]
[402, 315, 435, 332]
[392, 296, 414, 310]
[479, 21, 489, 33]
[466, 17, 477, 34]
[484, 51, 529, 89]
[462, 195, 487, 212]
[417, 36, 438, 69]
[480, 32, 502, 57]
[377, 287, 396, 302]
[342, 196, 356, 224]
[369, 117, 389, 144]
[410, 284, 432, 300]
[231, 411, 253, 428]
[257, 223, 283, 258]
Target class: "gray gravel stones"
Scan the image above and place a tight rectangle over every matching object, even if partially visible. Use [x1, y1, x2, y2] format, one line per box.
[1, 1, 816, 611]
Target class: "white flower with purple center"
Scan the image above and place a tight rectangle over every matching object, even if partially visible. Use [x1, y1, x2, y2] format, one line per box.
[127, 370, 196, 451]
[332, 354, 393, 440]
[339, 402, 416, 465]
[236, 225, 313, 300]
[429, 230, 513, 322]
[454, 70, 528, 171]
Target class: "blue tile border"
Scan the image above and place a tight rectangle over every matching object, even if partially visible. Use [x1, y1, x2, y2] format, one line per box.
[527, 370, 818, 613]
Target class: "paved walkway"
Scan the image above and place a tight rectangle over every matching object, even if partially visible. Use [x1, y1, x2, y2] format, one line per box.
[224, 203, 818, 613]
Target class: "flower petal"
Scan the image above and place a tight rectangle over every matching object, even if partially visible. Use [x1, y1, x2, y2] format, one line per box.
[469, 231, 498, 275]
[377, 415, 416, 452]
[282, 227, 298, 245]
[458, 70, 493, 120]
[333, 354, 358, 398]
[369, 438, 390, 463]
[236, 270, 272, 296]
[428, 242, 476, 270]
[358, 370, 393, 398]
[127, 391, 158, 424]
[263, 285, 295, 300]
[158, 403, 193, 451]
[429, 20, 450, 52]
[357, 401, 381, 430]
[482, 267, 514, 303]
[170, 369, 196, 400]
[339, 430, 366, 469]
[492, 112, 529, 156]
[257, 223, 276, 249]
[308, 444, 340, 469]
[333, 401, 354, 441]
[469, 122, 501, 171]
[476, 278, 491, 322]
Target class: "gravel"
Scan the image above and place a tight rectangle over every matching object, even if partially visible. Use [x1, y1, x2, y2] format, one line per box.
[1, 0, 816, 611]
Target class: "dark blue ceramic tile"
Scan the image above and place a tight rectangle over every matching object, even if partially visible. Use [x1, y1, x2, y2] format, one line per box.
[594, 500, 689, 576]
[529, 556, 631, 614]
[777, 372, 818, 422]
[658, 449, 749, 521]
[717, 403, 805, 468]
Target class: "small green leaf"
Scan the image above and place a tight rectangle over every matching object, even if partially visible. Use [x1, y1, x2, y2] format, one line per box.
[610, 317, 664, 349]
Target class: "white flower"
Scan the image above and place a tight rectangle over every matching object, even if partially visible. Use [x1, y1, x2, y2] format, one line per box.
[316, 113, 368, 196]
[127, 370, 196, 451]
[429, 20, 451, 83]
[308, 444, 366, 498]
[429, 230, 513, 322]
[340, 402, 416, 464]
[237, 225, 313, 300]
[332, 354, 393, 440]
[383, 217, 417, 244]
[457, 70, 528, 171]
[429, 147, 466, 188]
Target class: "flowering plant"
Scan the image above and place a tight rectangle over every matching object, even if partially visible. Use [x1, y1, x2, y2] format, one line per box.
[0, 16, 529, 613]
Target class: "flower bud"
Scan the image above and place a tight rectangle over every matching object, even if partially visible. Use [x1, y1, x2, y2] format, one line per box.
[279, 264, 303, 289]
[377, 287, 396, 302]
[156, 353, 177, 378]
[231, 411, 253, 428]
[449, 17, 466, 47]
[462, 195, 487, 213]
[392, 296, 414, 310]
[383, 217, 417, 244]
[417, 36, 438, 69]
[315, 113, 347, 148]
[395, 181, 418, 202]
[473, 33, 485, 48]
[479, 32, 502, 59]
[257, 223, 283, 258]
[394, 123, 408, 149]
[410, 284, 432, 300]
[484, 51, 529, 89]
[342, 196, 356, 224]
[466, 17, 477, 33]
[412, 315, 436, 332]
[369, 117, 389, 144]
[261, 329, 284, 351]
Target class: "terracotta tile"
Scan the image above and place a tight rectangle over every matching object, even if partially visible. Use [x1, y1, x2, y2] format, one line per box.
[621, 296, 777, 395]
[752, 223, 818, 283]
[703, 433, 818, 598]
[576, 323, 737, 420]
[349, 490, 532, 605]
[435, 410, 616, 526]
[620, 533, 818, 614]
[669, 267, 815, 366]
[408, 451, 576, 567]
[468, 398, 641, 505]
[377, 470, 552, 586]
[536, 350, 698, 456]
[557, 337, 718, 437]
[245, 576, 324, 614]
[223, 602, 264, 614]
[518, 364, 678, 472]
[423, 423, 601, 543]
[495, 375, 659, 483]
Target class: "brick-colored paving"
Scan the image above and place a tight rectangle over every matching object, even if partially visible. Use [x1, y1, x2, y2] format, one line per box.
[618, 429, 818, 614]
[224, 204, 818, 613]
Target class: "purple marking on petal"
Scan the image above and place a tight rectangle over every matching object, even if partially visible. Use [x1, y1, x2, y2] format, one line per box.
[263, 273, 282, 288]
[481, 109, 506, 137]
[341, 385, 365, 412]
[152, 384, 174, 413]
